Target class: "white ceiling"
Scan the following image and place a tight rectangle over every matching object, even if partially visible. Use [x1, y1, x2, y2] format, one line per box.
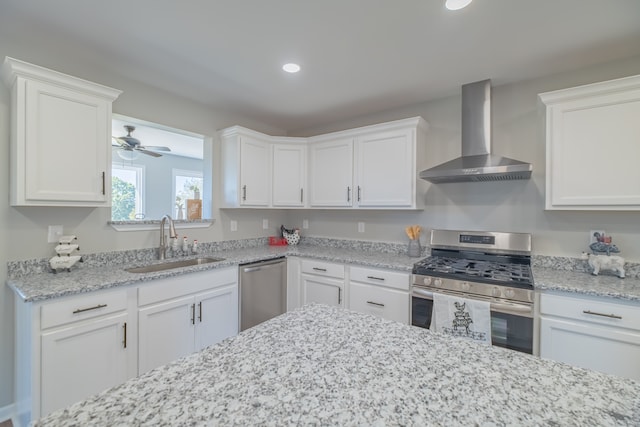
[1, 0, 640, 132]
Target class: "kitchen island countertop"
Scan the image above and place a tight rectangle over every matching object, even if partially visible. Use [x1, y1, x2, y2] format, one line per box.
[35, 303, 640, 426]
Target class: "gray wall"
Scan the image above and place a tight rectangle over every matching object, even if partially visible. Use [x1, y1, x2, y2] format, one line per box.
[284, 55, 640, 261]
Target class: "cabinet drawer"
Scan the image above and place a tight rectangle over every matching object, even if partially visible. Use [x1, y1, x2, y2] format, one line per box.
[349, 282, 409, 324]
[41, 288, 128, 329]
[349, 266, 409, 291]
[301, 259, 345, 279]
[138, 267, 237, 306]
[540, 293, 640, 331]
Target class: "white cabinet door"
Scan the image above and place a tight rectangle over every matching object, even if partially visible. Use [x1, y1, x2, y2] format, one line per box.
[539, 74, 640, 210]
[308, 138, 354, 207]
[349, 282, 409, 324]
[138, 295, 195, 374]
[194, 284, 239, 352]
[272, 144, 306, 207]
[302, 274, 344, 307]
[40, 312, 128, 416]
[355, 128, 415, 207]
[540, 317, 640, 380]
[240, 135, 271, 206]
[3, 58, 120, 206]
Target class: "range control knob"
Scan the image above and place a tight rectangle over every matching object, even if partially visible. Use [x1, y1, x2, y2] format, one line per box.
[434, 278, 443, 288]
[491, 287, 502, 297]
[423, 277, 432, 286]
[461, 282, 470, 292]
[505, 289, 515, 299]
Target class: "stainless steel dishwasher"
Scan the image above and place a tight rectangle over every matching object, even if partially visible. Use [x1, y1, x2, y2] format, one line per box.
[239, 257, 287, 331]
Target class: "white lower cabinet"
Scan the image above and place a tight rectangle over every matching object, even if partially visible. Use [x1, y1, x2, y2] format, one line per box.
[15, 266, 238, 425]
[300, 259, 345, 307]
[539, 292, 640, 380]
[41, 312, 129, 415]
[348, 266, 410, 324]
[14, 287, 137, 423]
[138, 267, 238, 374]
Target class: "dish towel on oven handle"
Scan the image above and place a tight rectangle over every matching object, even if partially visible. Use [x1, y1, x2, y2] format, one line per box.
[431, 293, 491, 345]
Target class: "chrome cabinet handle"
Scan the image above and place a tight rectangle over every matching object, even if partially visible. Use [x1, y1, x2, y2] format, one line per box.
[366, 301, 385, 307]
[242, 185, 247, 201]
[312, 267, 327, 272]
[191, 304, 196, 325]
[338, 288, 342, 305]
[357, 186, 361, 202]
[101, 171, 106, 195]
[198, 302, 203, 322]
[300, 188, 304, 203]
[72, 304, 107, 314]
[347, 186, 351, 202]
[367, 276, 385, 281]
[583, 310, 622, 320]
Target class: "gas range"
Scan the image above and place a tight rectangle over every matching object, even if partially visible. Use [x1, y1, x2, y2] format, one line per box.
[412, 229, 534, 305]
[411, 229, 535, 354]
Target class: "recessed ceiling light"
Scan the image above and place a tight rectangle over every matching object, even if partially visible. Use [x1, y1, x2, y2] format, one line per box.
[282, 63, 301, 73]
[445, 0, 472, 10]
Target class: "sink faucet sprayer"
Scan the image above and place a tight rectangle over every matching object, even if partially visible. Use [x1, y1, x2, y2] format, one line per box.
[159, 214, 178, 260]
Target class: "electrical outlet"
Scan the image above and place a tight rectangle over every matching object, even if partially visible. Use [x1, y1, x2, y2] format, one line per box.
[590, 230, 605, 244]
[47, 225, 64, 243]
[230, 220, 238, 232]
[358, 222, 365, 233]
[262, 219, 269, 230]
[302, 219, 309, 229]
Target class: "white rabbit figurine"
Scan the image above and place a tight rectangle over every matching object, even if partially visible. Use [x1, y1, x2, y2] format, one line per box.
[581, 252, 625, 278]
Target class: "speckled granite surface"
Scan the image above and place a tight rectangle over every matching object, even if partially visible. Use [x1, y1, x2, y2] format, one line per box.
[35, 304, 640, 426]
[8, 238, 419, 302]
[7, 237, 640, 303]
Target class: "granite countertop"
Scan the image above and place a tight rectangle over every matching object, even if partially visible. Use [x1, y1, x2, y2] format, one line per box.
[7, 243, 418, 303]
[35, 303, 640, 426]
[7, 238, 640, 303]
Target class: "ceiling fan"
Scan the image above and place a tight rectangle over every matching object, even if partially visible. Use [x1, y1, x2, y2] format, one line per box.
[112, 125, 171, 158]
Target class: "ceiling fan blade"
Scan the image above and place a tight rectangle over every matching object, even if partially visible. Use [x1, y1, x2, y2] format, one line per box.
[135, 148, 163, 157]
[112, 136, 129, 147]
[140, 145, 171, 152]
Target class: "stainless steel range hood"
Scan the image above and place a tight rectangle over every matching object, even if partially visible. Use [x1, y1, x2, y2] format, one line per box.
[419, 79, 532, 183]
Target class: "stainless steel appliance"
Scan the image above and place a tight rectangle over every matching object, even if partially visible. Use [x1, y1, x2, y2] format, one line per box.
[419, 79, 533, 183]
[412, 229, 535, 354]
[240, 257, 287, 331]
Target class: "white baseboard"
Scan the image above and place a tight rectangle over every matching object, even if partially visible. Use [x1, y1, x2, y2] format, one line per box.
[0, 403, 15, 425]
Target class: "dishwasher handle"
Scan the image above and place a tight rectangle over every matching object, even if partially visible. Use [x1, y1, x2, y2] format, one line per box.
[241, 258, 285, 273]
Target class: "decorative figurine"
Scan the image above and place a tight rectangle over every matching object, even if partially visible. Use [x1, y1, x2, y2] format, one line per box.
[589, 232, 620, 255]
[581, 252, 625, 278]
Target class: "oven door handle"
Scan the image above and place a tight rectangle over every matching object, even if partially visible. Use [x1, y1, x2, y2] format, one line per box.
[412, 287, 533, 318]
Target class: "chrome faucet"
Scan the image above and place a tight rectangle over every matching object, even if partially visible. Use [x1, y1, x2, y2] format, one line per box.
[159, 214, 177, 260]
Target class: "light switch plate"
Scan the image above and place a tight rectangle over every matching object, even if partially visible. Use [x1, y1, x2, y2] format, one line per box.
[230, 220, 238, 232]
[358, 222, 365, 233]
[47, 225, 64, 243]
[262, 219, 269, 229]
[302, 219, 309, 229]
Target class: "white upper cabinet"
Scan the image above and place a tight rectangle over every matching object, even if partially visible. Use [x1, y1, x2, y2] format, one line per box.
[308, 138, 354, 207]
[219, 116, 427, 210]
[355, 127, 415, 207]
[539, 74, 640, 210]
[1, 57, 121, 206]
[272, 141, 307, 207]
[220, 127, 271, 207]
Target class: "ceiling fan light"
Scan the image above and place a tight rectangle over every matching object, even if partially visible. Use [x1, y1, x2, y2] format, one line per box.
[445, 0, 472, 10]
[117, 149, 140, 161]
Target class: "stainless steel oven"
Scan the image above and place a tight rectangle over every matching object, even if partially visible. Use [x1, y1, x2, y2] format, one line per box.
[411, 229, 535, 354]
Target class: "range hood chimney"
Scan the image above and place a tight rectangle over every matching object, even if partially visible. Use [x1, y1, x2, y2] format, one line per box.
[419, 79, 532, 183]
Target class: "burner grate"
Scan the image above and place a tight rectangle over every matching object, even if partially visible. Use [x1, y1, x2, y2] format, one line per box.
[413, 256, 533, 287]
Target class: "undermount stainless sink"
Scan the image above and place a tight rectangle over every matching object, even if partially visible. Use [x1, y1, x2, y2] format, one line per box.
[125, 257, 225, 273]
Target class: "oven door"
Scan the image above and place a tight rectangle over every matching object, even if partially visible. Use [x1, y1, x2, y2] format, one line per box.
[412, 287, 534, 354]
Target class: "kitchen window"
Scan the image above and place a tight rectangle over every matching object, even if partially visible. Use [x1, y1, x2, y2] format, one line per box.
[112, 164, 145, 220]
